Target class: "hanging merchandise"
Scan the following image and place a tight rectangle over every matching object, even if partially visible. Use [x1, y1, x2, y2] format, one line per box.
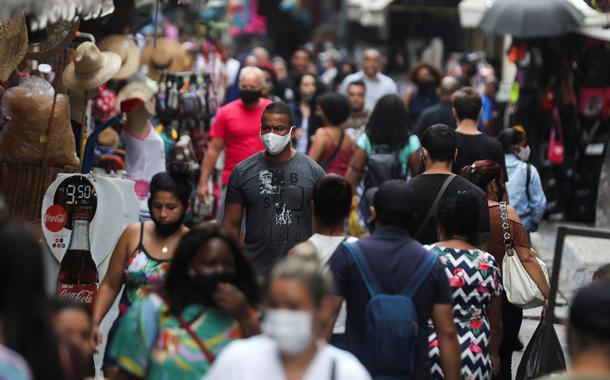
[548, 108, 565, 165]
[1, 76, 79, 167]
[140, 38, 188, 82]
[0, 15, 29, 82]
[26, 19, 79, 61]
[42, 173, 139, 307]
[97, 34, 141, 80]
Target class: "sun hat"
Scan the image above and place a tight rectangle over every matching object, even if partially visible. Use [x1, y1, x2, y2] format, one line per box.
[26, 19, 79, 61]
[0, 15, 28, 81]
[140, 38, 187, 81]
[62, 41, 121, 90]
[97, 34, 140, 80]
[117, 81, 155, 116]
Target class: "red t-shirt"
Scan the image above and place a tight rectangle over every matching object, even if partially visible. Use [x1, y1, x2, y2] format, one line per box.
[210, 98, 272, 185]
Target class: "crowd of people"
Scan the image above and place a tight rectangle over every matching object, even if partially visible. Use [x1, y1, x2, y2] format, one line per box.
[2, 42, 610, 380]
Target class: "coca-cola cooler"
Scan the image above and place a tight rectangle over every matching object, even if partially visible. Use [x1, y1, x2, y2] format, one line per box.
[41, 173, 139, 372]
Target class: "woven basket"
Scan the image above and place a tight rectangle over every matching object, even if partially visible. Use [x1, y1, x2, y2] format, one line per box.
[0, 161, 79, 222]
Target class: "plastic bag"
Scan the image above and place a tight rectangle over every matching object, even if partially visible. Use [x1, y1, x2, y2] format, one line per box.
[516, 319, 567, 380]
[1, 76, 79, 167]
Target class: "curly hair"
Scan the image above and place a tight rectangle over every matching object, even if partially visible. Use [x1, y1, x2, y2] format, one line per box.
[408, 62, 443, 85]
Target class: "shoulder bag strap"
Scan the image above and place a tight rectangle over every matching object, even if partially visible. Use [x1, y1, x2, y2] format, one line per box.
[341, 241, 381, 297]
[525, 162, 531, 203]
[498, 201, 514, 257]
[414, 174, 456, 240]
[330, 358, 337, 380]
[404, 253, 438, 298]
[174, 311, 216, 364]
[319, 128, 345, 170]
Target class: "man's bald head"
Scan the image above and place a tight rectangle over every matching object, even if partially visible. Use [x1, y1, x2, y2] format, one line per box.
[439, 76, 461, 99]
[362, 49, 382, 78]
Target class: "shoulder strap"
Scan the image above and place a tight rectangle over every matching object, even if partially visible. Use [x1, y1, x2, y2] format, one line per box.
[330, 358, 337, 380]
[414, 174, 456, 240]
[137, 222, 145, 250]
[498, 201, 514, 255]
[174, 311, 216, 364]
[341, 241, 381, 297]
[404, 253, 438, 298]
[525, 162, 531, 203]
[319, 129, 345, 170]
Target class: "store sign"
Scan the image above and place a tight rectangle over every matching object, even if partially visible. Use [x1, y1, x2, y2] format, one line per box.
[42, 174, 139, 266]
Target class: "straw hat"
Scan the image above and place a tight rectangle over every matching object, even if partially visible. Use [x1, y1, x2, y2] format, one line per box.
[140, 38, 187, 81]
[0, 16, 28, 81]
[97, 35, 140, 80]
[117, 81, 156, 115]
[62, 42, 121, 90]
[26, 20, 79, 61]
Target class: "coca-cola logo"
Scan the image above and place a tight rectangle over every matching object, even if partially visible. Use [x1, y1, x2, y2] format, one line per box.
[57, 287, 96, 305]
[45, 204, 67, 232]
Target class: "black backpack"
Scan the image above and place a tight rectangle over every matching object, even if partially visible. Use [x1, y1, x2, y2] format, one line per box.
[364, 144, 403, 189]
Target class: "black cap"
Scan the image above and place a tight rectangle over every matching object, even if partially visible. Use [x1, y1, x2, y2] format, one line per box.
[570, 282, 610, 337]
[372, 179, 415, 217]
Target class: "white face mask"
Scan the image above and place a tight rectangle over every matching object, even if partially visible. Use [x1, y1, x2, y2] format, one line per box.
[262, 309, 313, 355]
[516, 145, 531, 161]
[260, 127, 293, 155]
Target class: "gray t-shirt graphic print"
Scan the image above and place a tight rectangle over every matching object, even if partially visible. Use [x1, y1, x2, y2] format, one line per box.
[226, 152, 325, 276]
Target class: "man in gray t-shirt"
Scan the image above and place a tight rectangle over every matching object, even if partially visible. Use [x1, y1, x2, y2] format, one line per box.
[224, 102, 325, 276]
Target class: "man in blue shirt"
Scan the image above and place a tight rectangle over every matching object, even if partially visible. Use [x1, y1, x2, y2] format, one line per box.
[329, 180, 460, 380]
[338, 49, 397, 110]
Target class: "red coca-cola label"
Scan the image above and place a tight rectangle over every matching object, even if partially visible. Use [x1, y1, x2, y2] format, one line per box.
[44, 204, 67, 232]
[57, 283, 97, 306]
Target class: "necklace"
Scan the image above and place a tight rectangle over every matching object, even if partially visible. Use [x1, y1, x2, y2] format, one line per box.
[162, 245, 169, 254]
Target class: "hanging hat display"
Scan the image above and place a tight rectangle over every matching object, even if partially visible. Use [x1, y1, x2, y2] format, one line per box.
[140, 38, 187, 81]
[0, 15, 28, 81]
[97, 35, 140, 80]
[62, 41, 121, 90]
[117, 81, 156, 116]
[26, 19, 79, 61]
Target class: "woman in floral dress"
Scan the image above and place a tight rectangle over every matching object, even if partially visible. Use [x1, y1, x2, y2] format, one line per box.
[426, 190, 503, 380]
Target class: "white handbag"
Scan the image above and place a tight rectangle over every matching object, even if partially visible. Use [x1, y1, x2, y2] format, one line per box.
[499, 202, 549, 309]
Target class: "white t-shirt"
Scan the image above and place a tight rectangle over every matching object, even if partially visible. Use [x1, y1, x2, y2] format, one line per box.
[307, 234, 357, 334]
[205, 335, 371, 380]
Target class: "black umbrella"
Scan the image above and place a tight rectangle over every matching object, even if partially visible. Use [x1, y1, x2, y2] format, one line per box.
[480, 0, 585, 38]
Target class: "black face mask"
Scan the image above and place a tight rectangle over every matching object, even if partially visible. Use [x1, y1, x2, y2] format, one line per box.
[238, 89, 262, 104]
[416, 78, 436, 93]
[148, 200, 185, 237]
[190, 272, 236, 306]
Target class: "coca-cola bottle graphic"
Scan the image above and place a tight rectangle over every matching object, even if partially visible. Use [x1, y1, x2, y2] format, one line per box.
[56, 211, 99, 308]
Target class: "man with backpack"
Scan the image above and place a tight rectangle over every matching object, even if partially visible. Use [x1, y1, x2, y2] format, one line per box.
[329, 180, 460, 379]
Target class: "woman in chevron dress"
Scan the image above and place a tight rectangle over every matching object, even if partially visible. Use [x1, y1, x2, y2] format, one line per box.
[425, 191, 503, 380]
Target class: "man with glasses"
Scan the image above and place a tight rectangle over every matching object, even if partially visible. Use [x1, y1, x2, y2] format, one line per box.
[223, 102, 326, 277]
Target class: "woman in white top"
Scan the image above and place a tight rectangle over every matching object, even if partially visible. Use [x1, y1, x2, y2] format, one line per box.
[205, 255, 371, 380]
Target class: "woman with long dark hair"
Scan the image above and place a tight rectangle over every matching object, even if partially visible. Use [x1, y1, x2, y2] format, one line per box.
[461, 160, 549, 380]
[93, 169, 191, 377]
[291, 73, 323, 153]
[345, 94, 421, 191]
[109, 223, 260, 380]
[0, 219, 69, 379]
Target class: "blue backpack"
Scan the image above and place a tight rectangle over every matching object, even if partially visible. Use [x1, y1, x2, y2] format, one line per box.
[342, 242, 437, 378]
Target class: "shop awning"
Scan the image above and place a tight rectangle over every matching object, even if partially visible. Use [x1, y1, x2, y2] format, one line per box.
[458, 0, 610, 40]
[0, 0, 114, 31]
